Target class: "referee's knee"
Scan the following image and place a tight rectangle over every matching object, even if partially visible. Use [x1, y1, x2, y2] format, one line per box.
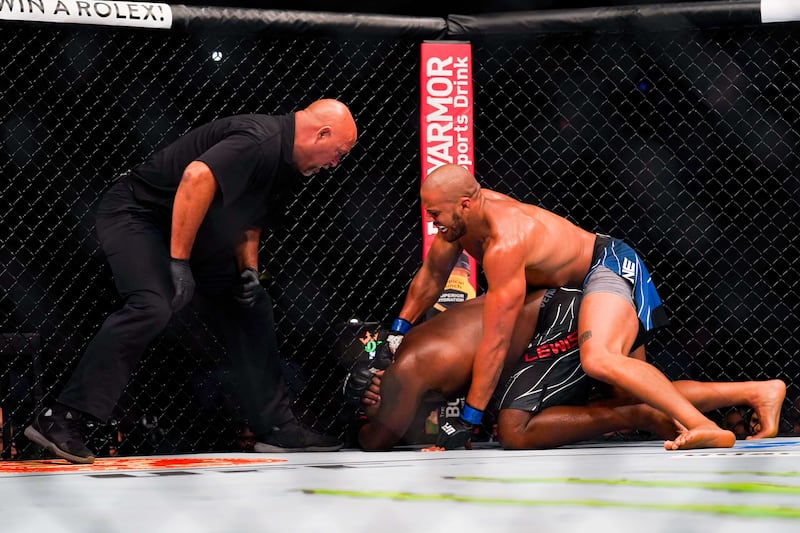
[126, 292, 173, 330]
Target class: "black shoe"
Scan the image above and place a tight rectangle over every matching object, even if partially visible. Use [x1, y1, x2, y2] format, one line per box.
[24, 405, 95, 464]
[254, 421, 343, 453]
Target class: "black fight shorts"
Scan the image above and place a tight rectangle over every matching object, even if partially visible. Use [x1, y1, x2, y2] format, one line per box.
[497, 287, 598, 412]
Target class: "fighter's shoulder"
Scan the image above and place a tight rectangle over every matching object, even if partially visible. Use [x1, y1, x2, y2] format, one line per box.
[486, 193, 545, 224]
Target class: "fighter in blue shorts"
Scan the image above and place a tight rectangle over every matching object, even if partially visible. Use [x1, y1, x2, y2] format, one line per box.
[380, 164, 736, 450]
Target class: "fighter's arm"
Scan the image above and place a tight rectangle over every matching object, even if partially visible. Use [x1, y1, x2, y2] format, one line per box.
[170, 161, 218, 259]
[465, 245, 527, 412]
[396, 235, 462, 324]
[358, 365, 423, 451]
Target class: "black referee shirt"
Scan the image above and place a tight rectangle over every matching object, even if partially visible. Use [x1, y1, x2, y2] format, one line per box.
[127, 114, 298, 260]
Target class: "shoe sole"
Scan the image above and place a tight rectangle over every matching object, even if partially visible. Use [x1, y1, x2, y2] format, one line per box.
[23, 426, 95, 465]
[254, 442, 343, 453]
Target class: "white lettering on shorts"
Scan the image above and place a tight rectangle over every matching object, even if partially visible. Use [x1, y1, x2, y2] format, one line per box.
[621, 257, 636, 283]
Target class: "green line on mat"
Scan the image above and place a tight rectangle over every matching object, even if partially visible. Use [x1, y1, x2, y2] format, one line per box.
[301, 488, 800, 519]
[448, 476, 800, 495]
[667, 470, 800, 478]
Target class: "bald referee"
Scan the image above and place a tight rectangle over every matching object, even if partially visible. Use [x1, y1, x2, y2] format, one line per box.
[26, 99, 357, 463]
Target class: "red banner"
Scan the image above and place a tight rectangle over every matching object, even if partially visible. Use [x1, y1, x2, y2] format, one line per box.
[419, 41, 477, 290]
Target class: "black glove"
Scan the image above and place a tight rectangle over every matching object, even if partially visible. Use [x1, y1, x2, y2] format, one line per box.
[342, 327, 400, 405]
[170, 258, 196, 311]
[342, 365, 377, 405]
[435, 417, 475, 450]
[234, 267, 264, 307]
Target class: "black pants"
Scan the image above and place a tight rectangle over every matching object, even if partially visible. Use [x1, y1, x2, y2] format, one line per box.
[58, 181, 294, 436]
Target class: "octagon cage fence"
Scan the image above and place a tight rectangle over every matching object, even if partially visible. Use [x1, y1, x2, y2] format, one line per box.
[1, 1, 799, 458]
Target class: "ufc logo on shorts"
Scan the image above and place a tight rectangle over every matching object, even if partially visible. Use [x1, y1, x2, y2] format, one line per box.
[621, 257, 636, 282]
[441, 422, 457, 436]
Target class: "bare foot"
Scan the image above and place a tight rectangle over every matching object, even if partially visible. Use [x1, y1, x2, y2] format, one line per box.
[421, 445, 445, 452]
[747, 379, 786, 439]
[664, 427, 736, 450]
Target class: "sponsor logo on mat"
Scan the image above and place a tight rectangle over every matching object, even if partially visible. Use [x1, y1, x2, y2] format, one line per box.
[0, 457, 286, 474]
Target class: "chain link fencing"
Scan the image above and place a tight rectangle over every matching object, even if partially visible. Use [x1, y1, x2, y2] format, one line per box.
[1, 6, 798, 457]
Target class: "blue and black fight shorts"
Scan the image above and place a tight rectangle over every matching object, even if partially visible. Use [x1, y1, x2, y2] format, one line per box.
[583, 234, 669, 333]
[498, 236, 669, 413]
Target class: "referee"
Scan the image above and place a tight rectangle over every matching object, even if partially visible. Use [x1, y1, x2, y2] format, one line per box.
[25, 99, 357, 463]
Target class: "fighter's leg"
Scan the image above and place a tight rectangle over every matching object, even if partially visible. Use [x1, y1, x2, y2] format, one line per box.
[672, 379, 787, 439]
[498, 401, 677, 450]
[578, 292, 734, 450]
[617, 345, 784, 439]
[497, 379, 787, 449]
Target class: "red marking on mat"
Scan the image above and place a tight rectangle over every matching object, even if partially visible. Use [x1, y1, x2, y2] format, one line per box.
[0, 456, 286, 474]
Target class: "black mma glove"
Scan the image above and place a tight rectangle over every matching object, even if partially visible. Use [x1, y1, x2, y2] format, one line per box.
[342, 365, 380, 405]
[170, 258, 196, 311]
[435, 403, 483, 450]
[234, 267, 264, 307]
[342, 318, 411, 405]
[436, 418, 475, 450]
